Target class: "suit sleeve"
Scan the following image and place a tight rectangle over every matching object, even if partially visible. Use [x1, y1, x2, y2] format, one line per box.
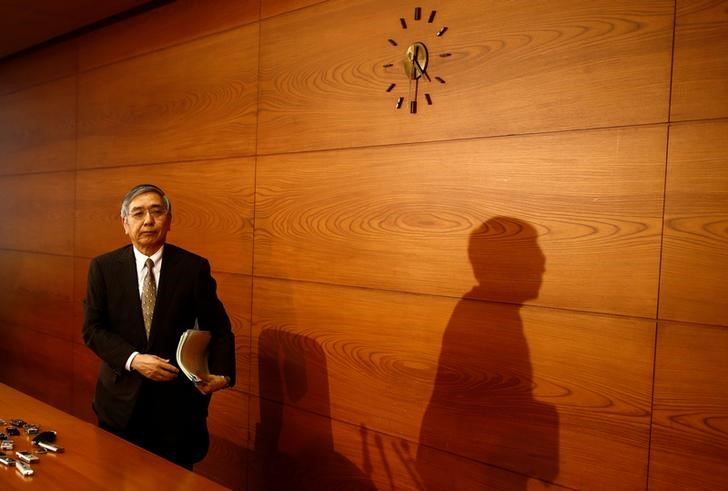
[82, 257, 139, 372]
[195, 259, 236, 387]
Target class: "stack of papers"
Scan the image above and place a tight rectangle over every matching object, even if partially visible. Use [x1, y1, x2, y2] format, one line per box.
[176, 329, 211, 383]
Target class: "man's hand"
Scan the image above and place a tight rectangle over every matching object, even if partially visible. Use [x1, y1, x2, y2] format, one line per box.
[194, 374, 229, 395]
[131, 354, 179, 382]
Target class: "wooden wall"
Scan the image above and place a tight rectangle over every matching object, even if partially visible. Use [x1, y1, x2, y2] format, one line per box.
[0, 0, 726, 489]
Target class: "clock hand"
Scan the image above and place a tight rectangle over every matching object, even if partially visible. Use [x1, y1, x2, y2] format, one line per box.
[413, 55, 431, 82]
[411, 45, 420, 113]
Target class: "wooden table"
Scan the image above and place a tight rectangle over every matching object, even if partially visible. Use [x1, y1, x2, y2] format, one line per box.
[0, 383, 230, 490]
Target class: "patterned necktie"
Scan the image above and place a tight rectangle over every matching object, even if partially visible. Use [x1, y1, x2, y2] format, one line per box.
[141, 258, 157, 338]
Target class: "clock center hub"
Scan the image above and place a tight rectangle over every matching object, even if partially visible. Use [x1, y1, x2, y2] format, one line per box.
[403, 42, 429, 80]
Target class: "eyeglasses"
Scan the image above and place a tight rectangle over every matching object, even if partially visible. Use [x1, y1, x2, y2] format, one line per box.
[127, 206, 168, 221]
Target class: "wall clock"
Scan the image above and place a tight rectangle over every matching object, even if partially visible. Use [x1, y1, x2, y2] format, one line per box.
[384, 7, 450, 114]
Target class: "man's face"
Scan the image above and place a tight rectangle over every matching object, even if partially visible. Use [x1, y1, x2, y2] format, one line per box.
[122, 191, 171, 255]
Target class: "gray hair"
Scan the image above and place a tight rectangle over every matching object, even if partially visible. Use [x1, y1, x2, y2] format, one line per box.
[120, 184, 172, 219]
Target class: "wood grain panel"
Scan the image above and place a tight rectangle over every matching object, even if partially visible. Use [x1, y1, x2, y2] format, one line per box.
[249, 396, 570, 490]
[258, 0, 672, 153]
[659, 121, 728, 326]
[78, 24, 258, 168]
[79, 0, 259, 70]
[0, 172, 75, 254]
[0, 327, 73, 413]
[671, 0, 728, 120]
[75, 158, 254, 274]
[0, 384, 230, 491]
[250, 400, 576, 491]
[72, 256, 91, 345]
[249, 395, 378, 491]
[214, 272, 253, 392]
[71, 341, 101, 422]
[261, 0, 327, 19]
[0, 40, 76, 95]
[0, 0, 150, 59]
[196, 389, 251, 491]
[336, 417, 571, 491]
[0, 77, 75, 175]
[251, 277, 654, 490]
[256, 126, 665, 317]
[649, 321, 728, 490]
[0, 250, 74, 340]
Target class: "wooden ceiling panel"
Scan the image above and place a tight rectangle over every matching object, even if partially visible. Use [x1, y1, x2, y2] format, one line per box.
[0, 0, 154, 59]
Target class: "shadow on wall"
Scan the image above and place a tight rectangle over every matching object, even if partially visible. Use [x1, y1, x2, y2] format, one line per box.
[416, 217, 560, 490]
[255, 328, 377, 491]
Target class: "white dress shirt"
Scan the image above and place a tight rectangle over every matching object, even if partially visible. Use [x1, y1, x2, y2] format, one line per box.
[125, 245, 164, 371]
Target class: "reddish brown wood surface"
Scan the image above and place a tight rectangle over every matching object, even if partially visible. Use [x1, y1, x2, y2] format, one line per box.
[70, 342, 100, 422]
[78, 24, 259, 168]
[0, 0, 726, 489]
[75, 159, 255, 275]
[0, 78, 75, 175]
[0, 40, 76, 96]
[671, 0, 728, 120]
[0, 383, 230, 490]
[0, 0, 150, 58]
[659, 121, 728, 326]
[196, 389, 252, 491]
[251, 277, 654, 490]
[78, 0, 260, 70]
[0, 172, 74, 253]
[256, 126, 666, 318]
[0, 329, 74, 413]
[261, 0, 327, 19]
[258, 0, 673, 153]
[0, 251, 74, 341]
[649, 321, 728, 490]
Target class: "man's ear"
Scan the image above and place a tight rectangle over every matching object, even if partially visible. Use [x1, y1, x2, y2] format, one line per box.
[122, 216, 130, 236]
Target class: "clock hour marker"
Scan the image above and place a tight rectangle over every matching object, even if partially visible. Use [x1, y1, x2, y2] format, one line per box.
[388, 9, 449, 115]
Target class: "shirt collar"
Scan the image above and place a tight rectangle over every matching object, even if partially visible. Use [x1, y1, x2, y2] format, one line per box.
[132, 244, 164, 273]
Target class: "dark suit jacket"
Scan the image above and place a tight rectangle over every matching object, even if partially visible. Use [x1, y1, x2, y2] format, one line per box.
[83, 243, 235, 462]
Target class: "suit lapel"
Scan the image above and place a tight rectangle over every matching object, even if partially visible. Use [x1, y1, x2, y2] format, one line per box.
[115, 245, 148, 344]
[148, 245, 180, 346]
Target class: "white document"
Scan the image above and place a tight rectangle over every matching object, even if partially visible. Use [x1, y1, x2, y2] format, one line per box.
[176, 329, 212, 383]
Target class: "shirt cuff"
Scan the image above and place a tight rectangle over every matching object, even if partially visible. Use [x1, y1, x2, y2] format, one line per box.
[126, 351, 140, 371]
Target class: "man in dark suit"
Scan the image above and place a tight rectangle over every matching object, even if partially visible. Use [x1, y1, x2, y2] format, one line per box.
[83, 183, 235, 469]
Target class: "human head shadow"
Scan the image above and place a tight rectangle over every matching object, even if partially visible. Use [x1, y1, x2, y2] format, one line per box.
[254, 328, 377, 491]
[416, 217, 559, 490]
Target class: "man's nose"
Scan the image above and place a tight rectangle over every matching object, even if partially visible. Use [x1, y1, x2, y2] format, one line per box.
[142, 211, 156, 224]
